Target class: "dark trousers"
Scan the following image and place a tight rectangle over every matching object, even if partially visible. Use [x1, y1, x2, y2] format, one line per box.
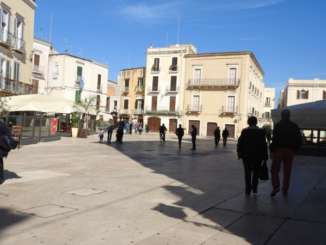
[160, 133, 165, 142]
[215, 137, 220, 147]
[223, 137, 227, 146]
[243, 158, 262, 194]
[107, 131, 113, 144]
[192, 137, 196, 150]
[271, 148, 294, 192]
[178, 137, 182, 148]
[0, 158, 4, 181]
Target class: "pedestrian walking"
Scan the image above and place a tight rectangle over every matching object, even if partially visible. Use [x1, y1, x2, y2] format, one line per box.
[159, 124, 167, 143]
[0, 120, 17, 184]
[175, 124, 184, 149]
[191, 125, 197, 150]
[237, 117, 268, 195]
[107, 124, 114, 144]
[214, 126, 221, 147]
[270, 109, 302, 197]
[129, 122, 133, 135]
[116, 121, 125, 143]
[98, 129, 104, 143]
[138, 123, 143, 134]
[222, 127, 229, 147]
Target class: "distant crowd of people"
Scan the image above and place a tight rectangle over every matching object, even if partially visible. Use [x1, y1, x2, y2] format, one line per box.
[99, 109, 302, 197]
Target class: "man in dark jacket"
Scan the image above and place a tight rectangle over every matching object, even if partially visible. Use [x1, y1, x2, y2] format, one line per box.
[270, 109, 302, 196]
[191, 125, 197, 150]
[0, 121, 12, 183]
[237, 117, 268, 195]
[214, 126, 221, 147]
[175, 124, 184, 149]
[159, 124, 167, 143]
[222, 128, 229, 147]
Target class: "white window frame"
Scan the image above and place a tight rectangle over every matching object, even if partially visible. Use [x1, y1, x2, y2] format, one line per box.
[192, 66, 202, 85]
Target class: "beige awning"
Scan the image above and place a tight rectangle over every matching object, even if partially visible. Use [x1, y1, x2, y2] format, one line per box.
[4, 94, 85, 114]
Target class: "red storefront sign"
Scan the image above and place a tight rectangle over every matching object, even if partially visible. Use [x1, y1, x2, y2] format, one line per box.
[50, 118, 58, 136]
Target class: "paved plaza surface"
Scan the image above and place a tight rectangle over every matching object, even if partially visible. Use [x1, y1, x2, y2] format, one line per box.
[0, 134, 326, 245]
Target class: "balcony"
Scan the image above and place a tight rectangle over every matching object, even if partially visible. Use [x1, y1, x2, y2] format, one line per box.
[0, 77, 32, 95]
[146, 109, 181, 116]
[186, 105, 202, 114]
[220, 106, 238, 117]
[134, 109, 144, 115]
[169, 65, 178, 73]
[0, 30, 12, 48]
[187, 79, 240, 90]
[121, 87, 129, 95]
[120, 109, 130, 115]
[11, 34, 25, 54]
[265, 102, 272, 108]
[147, 87, 160, 95]
[135, 86, 144, 94]
[151, 65, 160, 74]
[165, 86, 179, 95]
[96, 86, 103, 94]
[32, 65, 44, 75]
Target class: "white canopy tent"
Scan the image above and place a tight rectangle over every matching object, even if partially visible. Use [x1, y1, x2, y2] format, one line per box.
[4, 94, 85, 114]
[272, 100, 326, 129]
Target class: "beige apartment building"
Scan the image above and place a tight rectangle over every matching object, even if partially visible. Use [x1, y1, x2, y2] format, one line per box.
[183, 51, 268, 138]
[280, 78, 326, 108]
[0, 0, 35, 96]
[144, 44, 197, 132]
[118, 67, 145, 123]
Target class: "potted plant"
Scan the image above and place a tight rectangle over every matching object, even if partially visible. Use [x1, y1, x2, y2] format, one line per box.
[71, 112, 79, 138]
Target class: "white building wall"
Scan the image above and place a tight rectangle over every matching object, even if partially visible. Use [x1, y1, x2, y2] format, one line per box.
[47, 54, 109, 113]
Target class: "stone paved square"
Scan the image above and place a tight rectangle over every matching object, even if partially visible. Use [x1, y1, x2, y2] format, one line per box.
[0, 134, 325, 245]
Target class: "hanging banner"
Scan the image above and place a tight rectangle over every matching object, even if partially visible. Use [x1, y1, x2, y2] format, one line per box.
[50, 118, 58, 136]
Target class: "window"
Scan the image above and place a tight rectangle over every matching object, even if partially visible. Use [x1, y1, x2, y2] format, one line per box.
[265, 97, 271, 107]
[34, 54, 40, 67]
[96, 95, 100, 110]
[124, 78, 129, 88]
[5, 60, 10, 79]
[151, 96, 157, 111]
[114, 100, 118, 110]
[97, 74, 101, 90]
[15, 16, 24, 50]
[32, 79, 38, 94]
[77, 66, 83, 81]
[228, 68, 237, 84]
[137, 77, 144, 88]
[297, 90, 309, 99]
[152, 76, 158, 91]
[124, 99, 129, 110]
[106, 97, 110, 112]
[193, 68, 202, 84]
[1, 8, 10, 42]
[170, 57, 178, 71]
[170, 96, 176, 112]
[323, 91, 326, 100]
[135, 99, 143, 110]
[152, 58, 160, 71]
[192, 95, 200, 111]
[170, 76, 177, 91]
[75, 90, 81, 103]
[227, 96, 235, 112]
[13, 62, 20, 81]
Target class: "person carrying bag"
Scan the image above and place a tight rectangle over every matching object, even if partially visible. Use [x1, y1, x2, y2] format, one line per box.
[0, 121, 18, 184]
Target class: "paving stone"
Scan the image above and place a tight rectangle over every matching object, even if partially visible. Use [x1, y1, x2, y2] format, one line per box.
[267, 220, 326, 245]
[21, 204, 77, 218]
[67, 188, 106, 197]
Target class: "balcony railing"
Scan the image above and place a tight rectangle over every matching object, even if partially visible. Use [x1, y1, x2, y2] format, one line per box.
[135, 86, 144, 94]
[146, 109, 181, 116]
[220, 106, 238, 117]
[0, 29, 12, 47]
[32, 65, 44, 75]
[186, 105, 202, 114]
[121, 87, 129, 94]
[0, 77, 33, 95]
[188, 79, 240, 90]
[169, 65, 178, 73]
[96, 86, 103, 94]
[147, 87, 160, 94]
[151, 65, 160, 73]
[165, 86, 179, 94]
[10, 34, 25, 53]
[120, 109, 130, 115]
[134, 109, 144, 115]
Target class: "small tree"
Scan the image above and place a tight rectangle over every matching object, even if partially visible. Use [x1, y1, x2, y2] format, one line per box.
[0, 97, 9, 121]
[75, 96, 98, 131]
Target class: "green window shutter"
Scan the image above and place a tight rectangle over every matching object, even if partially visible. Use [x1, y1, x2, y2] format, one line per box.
[75, 90, 81, 103]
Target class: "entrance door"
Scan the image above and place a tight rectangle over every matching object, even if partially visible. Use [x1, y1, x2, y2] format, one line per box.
[188, 120, 200, 135]
[225, 124, 235, 138]
[207, 122, 217, 136]
[148, 117, 161, 132]
[169, 119, 177, 133]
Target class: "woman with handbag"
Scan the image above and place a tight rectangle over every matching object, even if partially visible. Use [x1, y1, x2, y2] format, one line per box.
[0, 120, 16, 184]
[237, 117, 268, 195]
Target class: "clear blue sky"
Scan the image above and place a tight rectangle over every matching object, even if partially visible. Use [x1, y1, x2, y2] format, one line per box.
[35, 0, 326, 99]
